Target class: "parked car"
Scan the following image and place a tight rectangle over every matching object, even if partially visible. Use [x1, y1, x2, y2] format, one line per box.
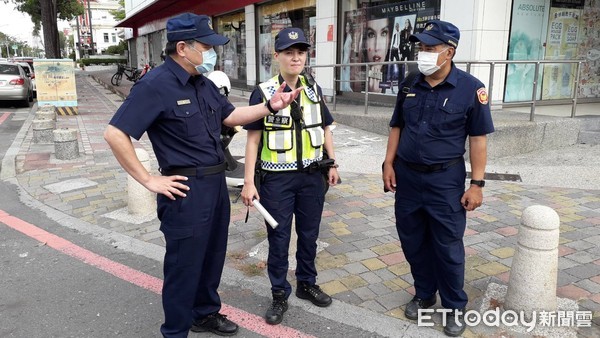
[0, 61, 33, 107]
[16, 62, 35, 98]
[11, 57, 35, 72]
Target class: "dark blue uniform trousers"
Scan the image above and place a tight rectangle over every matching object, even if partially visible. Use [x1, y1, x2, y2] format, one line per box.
[259, 171, 325, 298]
[393, 159, 468, 310]
[157, 173, 230, 338]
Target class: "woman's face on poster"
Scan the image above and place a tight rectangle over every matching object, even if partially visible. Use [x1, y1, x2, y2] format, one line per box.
[366, 18, 389, 62]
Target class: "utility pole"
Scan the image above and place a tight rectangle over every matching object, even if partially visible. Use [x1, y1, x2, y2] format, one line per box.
[86, 0, 94, 55]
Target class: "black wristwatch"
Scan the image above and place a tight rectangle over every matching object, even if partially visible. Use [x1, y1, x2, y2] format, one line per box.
[265, 100, 278, 114]
[470, 179, 485, 187]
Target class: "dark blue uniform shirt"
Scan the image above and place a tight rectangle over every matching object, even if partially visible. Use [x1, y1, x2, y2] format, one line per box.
[389, 63, 494, 165]
[244, 75, 334, 130]
[109, 57, 235, 170]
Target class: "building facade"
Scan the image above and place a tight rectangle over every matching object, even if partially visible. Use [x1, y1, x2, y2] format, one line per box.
[116, 0, 599, 104]
[71, 0, 126, 59]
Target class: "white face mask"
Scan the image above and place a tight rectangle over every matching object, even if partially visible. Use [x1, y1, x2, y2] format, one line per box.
[186, 46, 217, 74]
[417, 48, 448, 76]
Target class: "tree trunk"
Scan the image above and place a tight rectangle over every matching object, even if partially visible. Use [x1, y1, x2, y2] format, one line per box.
[40, 0, 60, 58]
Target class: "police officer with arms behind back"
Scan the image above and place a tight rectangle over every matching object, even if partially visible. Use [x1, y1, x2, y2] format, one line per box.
[241, 27, 340, 326]
[104, 13, 303, 338]
[382, 20, 494, 337]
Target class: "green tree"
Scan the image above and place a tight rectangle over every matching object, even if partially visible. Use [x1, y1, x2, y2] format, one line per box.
[0, 31, 19, 58]
[10, 0, 84, 58]
[109, 0, 125, 21]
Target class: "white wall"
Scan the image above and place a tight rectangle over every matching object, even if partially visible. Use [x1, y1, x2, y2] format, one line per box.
[245, 5, 257, 88]
[315, 0, 337, 97]
[442, 0, 512, 103]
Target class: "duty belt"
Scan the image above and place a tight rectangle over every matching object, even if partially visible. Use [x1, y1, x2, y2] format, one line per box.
[400, 157, 462, 173]
[160, 162, 227, 178]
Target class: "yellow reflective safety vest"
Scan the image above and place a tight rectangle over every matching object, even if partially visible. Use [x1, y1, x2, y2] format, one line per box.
[257, 75, 325, 171]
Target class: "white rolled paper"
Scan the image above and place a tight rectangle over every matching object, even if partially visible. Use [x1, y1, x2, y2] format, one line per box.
[252, 199, 279, 229]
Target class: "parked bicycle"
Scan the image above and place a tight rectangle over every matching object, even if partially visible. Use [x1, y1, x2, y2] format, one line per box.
[111, 64, 142, 86]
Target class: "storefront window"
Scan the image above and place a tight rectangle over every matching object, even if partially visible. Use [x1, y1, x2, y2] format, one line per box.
[215, 11, 246, 81]
[339, 0, 440, 95]
[506, 0, 599, 102]
[257, 0, 316, 82]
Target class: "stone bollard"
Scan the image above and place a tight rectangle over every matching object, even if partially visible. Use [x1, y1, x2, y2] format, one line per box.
[35, 109, 56, 121]
[53, 128, 79, 160]
[32, 119, 56, 143]
[127, 148, 156, 215]
[505, 205, 560, 314]
[38, 104, 56, 111]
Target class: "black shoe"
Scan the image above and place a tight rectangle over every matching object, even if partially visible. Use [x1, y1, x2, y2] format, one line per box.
[265, 290, 288, 325]
[404, 295, 436, 320]
[296, 282, 332, 307]
[444, 309, 466, 337]
[190, 313, 238, 336]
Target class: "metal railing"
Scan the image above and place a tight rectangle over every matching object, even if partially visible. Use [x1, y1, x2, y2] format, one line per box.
[308, 59, 585, 121]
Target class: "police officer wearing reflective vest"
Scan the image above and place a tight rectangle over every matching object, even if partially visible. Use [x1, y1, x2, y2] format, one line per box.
[241, 27, 340, 325]
[382, 20, 494, 337]
[104, 13, 302, 338]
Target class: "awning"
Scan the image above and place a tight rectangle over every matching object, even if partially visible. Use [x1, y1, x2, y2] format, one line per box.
[116, 0, 259, 32]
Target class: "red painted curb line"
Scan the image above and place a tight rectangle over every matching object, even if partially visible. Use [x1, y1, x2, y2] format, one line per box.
[0, 210, 315, 338]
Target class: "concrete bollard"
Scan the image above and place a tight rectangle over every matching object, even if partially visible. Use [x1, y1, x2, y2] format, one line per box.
[505, 205, 560, 314]
[32, 119, 56, 143]
[127, 148, 156, 215]
[53, 128, 79, 160]
[35, 109, 56, 121]
[38, 104, 56, 111]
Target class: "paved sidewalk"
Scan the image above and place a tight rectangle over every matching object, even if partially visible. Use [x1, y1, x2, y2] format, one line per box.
[4, 71, 600, 337]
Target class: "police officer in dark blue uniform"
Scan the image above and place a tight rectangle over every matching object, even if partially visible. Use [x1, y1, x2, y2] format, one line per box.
[240, 28, 339, 326]
[382, 20, 494, 337]
[104, 13, 302, 338]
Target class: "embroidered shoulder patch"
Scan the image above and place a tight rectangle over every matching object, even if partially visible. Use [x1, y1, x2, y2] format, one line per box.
[477, 88, 488, 105]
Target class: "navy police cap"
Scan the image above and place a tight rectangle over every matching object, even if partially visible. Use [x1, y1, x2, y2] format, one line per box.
[275, 28, 311, 52]
[167, 13, 229, 45]
[409, 20, 459, 48]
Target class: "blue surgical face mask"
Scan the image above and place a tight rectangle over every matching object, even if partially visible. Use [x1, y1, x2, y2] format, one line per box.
[186, 45, 217, 74]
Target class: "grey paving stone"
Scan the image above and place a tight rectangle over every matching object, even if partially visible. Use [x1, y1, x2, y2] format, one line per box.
[362, 229, 390, 238]
[377, 234, 399, 243]
[333, 290, 364, 305]
[561, 230, 594, 241]
[568, 220, 595, 228]
[564, 263, 600, 279]
[353, 286, 377, 301]
[332, 233, 366, 244]
[345, 249, 378, 261]
[343, 262, 369, 275]
[352, 238, 383, 249]
[376, 291, 407, 310]
[367, 282, 392, 296]
[564, 240, 597, 251]
[565, 251, 598, 264]
[359, 271, 383, 285]
[399, 273, 415, 285]
[558, 257, 583, 270]
[325, 243, 356, 255]
[574, 279, 600, 294]
[359, 299, 387, 312]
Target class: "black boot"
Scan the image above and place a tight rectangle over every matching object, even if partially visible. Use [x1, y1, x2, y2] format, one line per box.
[444, 308, 466, 337]
[295, 282, 332, 307]
[404, 295, 436, 320]
[265, 290, 288, 325]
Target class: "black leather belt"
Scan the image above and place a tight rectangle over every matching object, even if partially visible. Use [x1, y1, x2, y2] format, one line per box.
[400, 157, 462, 173]
[160, 162, 227, 177]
